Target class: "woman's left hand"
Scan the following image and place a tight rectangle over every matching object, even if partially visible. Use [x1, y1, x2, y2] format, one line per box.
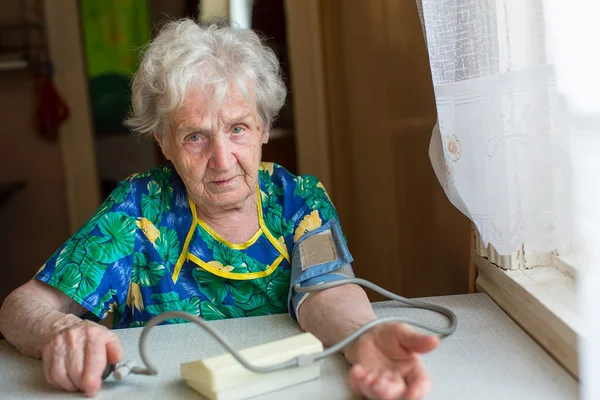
[344, 323, 440, 400]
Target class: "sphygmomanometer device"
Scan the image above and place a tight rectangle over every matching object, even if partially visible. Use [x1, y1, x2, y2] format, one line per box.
[102, 220, 457, 400]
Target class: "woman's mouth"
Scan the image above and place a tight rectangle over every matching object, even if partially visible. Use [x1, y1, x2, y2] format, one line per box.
[211, 176, 237, 186]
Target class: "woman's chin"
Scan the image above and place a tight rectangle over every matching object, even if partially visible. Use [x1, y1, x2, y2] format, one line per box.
[202, 187, 254, 210]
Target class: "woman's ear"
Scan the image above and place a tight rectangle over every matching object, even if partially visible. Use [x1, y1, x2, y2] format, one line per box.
[154, 131, 171, 161]
[261, 129, 270, 145]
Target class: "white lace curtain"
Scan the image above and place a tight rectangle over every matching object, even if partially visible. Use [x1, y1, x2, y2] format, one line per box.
[419, 0, 571, 255]
[545, 2, 600, 399]
[419, 1, 599, 397]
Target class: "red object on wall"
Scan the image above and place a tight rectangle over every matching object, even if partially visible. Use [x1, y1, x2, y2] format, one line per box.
[35, 74, 69, 141]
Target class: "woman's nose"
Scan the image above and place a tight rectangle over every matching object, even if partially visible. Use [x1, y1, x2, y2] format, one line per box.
[208, 135, 235, 171]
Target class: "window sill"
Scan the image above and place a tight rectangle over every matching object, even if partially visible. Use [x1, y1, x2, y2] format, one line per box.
[474, 250, 580, 379]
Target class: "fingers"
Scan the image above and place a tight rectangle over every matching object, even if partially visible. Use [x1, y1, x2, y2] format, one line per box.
[347, 323, 437, 399]
[81, 330, 109, 397]
[371, 369, 406, 400]
[349, 364, 379, 398]
[41, 321, 120, 397]
[65, 328, 86, 390]
[348, 364, 365, 394]
[43, 335, 78, 392]
[105, 332, 123, 364]
[42, 341, 57, 389]
[404, 361, 431, 400]
[350, 365, 407, 400]
[391, 324, 440, 354]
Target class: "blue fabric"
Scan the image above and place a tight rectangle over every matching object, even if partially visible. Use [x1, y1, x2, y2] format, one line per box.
[287, 219, 355, 321]
[34, 163, 351, 327]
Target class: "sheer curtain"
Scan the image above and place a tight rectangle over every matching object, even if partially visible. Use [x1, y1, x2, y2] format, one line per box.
[419, 0, 599, 396]
[419, 0, 571, 255]
[546, 1, 600, 399]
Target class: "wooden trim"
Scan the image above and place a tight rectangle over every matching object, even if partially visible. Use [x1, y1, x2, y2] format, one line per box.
[43, 0, 100, 233]
[475, 251, 579, 379]
[283, 0, 333, 193]
[468, 223, 478, 293]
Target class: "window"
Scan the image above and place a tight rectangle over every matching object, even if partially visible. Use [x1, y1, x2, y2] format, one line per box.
[473, 236, 580, 377]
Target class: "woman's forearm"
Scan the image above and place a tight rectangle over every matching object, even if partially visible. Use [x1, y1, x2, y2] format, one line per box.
[0, 288, 80, 358]
[296, 284, 377, 360]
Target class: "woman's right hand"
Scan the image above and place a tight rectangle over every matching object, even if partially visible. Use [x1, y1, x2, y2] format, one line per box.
[42, 318, 123, 397]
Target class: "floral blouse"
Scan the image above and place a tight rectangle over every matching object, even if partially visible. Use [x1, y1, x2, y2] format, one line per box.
[35, 162, 342, 328]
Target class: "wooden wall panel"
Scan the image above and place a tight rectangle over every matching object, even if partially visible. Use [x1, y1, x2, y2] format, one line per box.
[44, 0, 101, 233]
[284, 0, 333, 191]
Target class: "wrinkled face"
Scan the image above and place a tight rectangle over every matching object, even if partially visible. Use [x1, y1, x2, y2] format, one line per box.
[156, 83, 268, 212]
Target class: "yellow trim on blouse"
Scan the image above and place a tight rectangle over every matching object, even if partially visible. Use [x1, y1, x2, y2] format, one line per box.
[188, 253, 284, 280]
[197, 218, 262, 250]
[172, 198, 198, 283]
[257, 189, 290, 262]
[173, 184, 290, 282]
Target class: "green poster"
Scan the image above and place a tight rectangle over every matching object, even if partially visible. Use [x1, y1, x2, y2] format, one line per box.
[80, 0, 150, 134]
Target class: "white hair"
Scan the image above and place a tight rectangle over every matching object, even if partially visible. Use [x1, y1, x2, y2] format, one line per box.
[124, 19, 287, 137]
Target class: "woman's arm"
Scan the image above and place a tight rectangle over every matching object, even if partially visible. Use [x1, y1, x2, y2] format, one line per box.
[0, 280, 85, 357]
[0, 280, 122, 396]
[296, 283, 377, 357]
[297, 283, 439, 400]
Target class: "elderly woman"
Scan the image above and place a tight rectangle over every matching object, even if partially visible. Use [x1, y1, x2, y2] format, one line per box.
[0, 20, 438, 400]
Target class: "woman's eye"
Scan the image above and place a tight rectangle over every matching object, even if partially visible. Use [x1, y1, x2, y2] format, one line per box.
[188, 133, 201, 142]
[231, 126, 245, 135]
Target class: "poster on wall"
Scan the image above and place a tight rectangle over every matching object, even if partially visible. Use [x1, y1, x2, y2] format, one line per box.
[80, 0, 150, 135]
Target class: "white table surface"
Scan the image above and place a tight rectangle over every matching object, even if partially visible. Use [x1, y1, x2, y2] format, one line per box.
[0, 293, 578, 399]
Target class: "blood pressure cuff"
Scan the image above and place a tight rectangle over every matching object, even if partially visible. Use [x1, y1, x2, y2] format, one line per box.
[287, 219, 355, 321]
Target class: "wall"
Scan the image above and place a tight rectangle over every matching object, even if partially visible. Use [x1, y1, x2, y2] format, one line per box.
[199, 0, 229, 21]
[88, 1, 179, 196]
[0, 68, 69, 302]
[148, 0, 188, 31]
[287, 0, 472, 299]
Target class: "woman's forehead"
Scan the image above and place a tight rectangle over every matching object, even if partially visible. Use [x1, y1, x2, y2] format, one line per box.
[173, 85, 258, 123]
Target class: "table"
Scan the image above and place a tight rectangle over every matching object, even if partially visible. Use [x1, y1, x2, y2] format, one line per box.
[0, 293, 578, 399]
